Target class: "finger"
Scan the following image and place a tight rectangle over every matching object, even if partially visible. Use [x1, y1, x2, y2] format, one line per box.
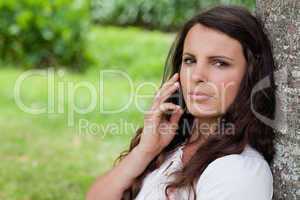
[154, 81, 174, 98]
[149, 73, 179, 113]
[145, 102, 177, 122]
[161, 73, 179, 90]
[169, 106, 184, 125]
[161, 107, 183, 135]
[152, 81, 180, 109]
[167, 73, 179, 83]
[145, 103, 178, 130]
[157, 82, 180, 105]
[152, 102, 178, 118]
[153, 73, 179, 100]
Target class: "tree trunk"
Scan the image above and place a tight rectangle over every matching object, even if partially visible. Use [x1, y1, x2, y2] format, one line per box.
[256, 0, 300, 199]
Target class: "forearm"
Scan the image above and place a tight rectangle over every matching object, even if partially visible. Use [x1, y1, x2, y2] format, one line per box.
[86, 145, 157, 200]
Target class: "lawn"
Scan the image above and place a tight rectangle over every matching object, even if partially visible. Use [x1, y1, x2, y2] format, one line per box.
[0, 26, 174, 200]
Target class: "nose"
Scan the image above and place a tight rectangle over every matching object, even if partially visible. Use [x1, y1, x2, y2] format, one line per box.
[191, 62, 208, 83]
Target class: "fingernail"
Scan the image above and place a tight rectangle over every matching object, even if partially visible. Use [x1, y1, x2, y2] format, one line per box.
[177, 107, 183, 112]
[174, 82, 179, 87]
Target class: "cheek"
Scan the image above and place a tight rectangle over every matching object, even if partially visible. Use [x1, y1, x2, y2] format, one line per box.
[179, 66, 245, 115]
[214, 76, 243, 111]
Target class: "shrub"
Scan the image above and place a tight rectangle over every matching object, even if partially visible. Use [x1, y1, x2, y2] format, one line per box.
[0, 0, 91, 71]
[91, 0, 255, 31]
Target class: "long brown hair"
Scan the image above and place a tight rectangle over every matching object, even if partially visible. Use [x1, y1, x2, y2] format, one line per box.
[115, 5, 277, 199]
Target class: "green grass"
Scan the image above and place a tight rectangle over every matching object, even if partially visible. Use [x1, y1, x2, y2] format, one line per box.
[0, 26, 174, 200]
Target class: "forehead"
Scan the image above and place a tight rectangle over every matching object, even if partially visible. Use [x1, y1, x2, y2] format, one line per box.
[183, 24, 243, 58]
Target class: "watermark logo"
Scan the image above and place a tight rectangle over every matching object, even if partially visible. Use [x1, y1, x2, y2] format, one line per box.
[13, 67, 297, 136]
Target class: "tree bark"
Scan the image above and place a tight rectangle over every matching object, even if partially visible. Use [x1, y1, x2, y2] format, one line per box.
[256, 0, 300, 199]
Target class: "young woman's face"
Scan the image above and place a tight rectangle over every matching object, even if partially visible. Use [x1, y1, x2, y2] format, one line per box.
[180, 24, 247, 118]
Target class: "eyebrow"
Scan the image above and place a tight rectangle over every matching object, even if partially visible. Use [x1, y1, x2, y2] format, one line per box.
[182, 52, 234, 61]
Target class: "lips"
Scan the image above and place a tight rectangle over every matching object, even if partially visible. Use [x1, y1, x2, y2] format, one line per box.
[189, 90, 212, 96]
[188, 91, 212, 101]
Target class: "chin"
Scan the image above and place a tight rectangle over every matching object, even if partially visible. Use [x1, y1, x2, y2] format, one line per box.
[187, 104, 220, 118]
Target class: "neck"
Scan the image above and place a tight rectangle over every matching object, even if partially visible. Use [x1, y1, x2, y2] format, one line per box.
[189, 116, 220, 144]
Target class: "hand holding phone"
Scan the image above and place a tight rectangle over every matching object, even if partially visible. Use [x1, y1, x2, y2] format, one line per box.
[137, 73, 184, 156]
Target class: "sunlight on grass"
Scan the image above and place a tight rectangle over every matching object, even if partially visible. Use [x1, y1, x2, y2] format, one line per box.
[0, 26, 173, 200]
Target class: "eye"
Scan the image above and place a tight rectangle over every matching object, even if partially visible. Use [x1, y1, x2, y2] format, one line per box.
[182, 57, 195, 65]
[213, 60, 230, 68]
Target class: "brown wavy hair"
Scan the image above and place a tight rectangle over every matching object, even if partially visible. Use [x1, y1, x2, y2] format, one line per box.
[115, 5, 277, 200]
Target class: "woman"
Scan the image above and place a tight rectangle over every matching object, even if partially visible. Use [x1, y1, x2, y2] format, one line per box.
[87, 5, 277, 200]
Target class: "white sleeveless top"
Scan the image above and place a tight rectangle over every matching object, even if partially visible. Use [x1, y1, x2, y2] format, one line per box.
[135, 144, 273, 200]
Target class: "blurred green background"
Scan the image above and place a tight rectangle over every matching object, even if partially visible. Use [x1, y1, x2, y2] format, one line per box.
[0, 0, 255, 199]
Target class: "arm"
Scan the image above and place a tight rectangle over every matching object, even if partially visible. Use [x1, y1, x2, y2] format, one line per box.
[87, 73, 183, 200]
[86, 145, 158, 200]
